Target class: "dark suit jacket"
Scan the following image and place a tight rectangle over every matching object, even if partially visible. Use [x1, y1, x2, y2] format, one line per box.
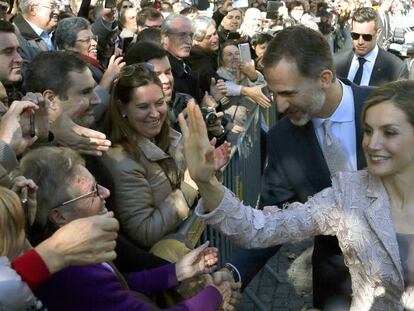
[260, 79, 373, 308]
[168, 53, 204, 104]
[334, 47, 409, 86]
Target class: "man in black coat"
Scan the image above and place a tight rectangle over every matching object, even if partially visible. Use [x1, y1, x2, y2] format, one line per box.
[334, 7, 408, 86]
[228, 25, 373, 310]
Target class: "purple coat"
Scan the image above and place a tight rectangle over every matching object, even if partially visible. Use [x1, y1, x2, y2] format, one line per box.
[35, 263, 222, 311]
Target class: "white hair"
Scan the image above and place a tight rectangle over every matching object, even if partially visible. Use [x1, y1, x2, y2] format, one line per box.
[19, 0, 42, 14]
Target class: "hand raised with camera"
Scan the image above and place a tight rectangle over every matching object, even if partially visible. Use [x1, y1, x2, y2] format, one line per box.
[100, 55, 126, 92]
[175, 241, 218, 282]
[21, 92, 50, 140]
[34, 212, 119, 274]
[0, 100, 39, 155]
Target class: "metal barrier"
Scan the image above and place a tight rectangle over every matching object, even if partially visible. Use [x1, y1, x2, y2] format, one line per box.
[197, 103, 279, 311]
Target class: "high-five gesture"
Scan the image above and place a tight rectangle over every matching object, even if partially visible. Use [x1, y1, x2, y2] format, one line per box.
[178, 102, 225, 211]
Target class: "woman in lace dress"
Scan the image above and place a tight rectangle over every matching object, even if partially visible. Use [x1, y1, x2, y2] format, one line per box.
[179, 80, 414, 310]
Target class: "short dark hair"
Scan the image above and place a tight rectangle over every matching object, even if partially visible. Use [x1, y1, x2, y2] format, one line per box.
[263, 26, 335, 80]
[137, 7, 163, 27]
[352, 7, 379, 30]
[251, 32, 273, 47]
[125, 41, 166, 65]
[25, 51, 88, 99]
[136, 27, 162, 44]
[287, 0, 306, 13]
[0, 20, 15, 34]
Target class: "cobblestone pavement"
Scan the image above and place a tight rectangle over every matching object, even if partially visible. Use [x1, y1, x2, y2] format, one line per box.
[236, 239, 314, 311]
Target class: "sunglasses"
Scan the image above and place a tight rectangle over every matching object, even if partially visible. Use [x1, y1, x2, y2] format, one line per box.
[351, 32, 374, 42]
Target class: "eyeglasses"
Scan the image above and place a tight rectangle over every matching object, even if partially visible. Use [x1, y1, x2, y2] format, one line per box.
[54, 183, 101, 209]
[351, 32, 374, 42]
[35, 3, 59, 11]
[167, 31, 194, 40]
[76, 34, 99, 44]
[122, 4, 133, 8]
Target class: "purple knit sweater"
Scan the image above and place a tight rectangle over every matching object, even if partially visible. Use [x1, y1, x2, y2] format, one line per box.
[34, 263, 222, 311]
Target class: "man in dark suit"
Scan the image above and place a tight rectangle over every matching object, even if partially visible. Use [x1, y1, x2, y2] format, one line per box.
[334, 7, 408, 86]
[227, 26, 373, 310]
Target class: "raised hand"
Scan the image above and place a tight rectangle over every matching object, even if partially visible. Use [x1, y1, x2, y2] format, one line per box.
[241, 84, 271, 108]
[239, 61, 257, 82]
[50, 112, 111, 156]
[210, 78, 228, 102]
[0, 100, 39, 155]
[178, 102, 224, 211]
[211, 138, 232, 171]
[175, 241, 218, 282]
[178, 102, 216, 184]
[21, 92, 50, 140]
[100, 55, 126, 92]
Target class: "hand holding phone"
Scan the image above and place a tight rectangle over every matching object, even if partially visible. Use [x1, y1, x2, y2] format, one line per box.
[238, 43, 252, 63]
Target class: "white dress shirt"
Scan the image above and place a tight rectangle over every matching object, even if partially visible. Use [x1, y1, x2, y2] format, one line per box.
[312, 80, 357, 171]
[26, 19, 54, 51]
[347, 45, 379, 86]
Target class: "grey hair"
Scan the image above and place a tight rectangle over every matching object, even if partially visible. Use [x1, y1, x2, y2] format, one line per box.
[19, 0, 41, 14]
[55, 17, 91, 49]
[191, 16, 216, 41]
[19, 147, 85, 241]
[161, 13, 190, 34]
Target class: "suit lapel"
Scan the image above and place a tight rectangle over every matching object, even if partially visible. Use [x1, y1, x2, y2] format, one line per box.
[363, 177, 404, 286]
[343, 79, 372, 169]
[369, 49, 385, 86]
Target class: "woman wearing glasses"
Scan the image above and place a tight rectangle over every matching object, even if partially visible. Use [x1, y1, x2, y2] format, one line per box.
[55, 17, 125, 96]
[100, 64, 213, 259]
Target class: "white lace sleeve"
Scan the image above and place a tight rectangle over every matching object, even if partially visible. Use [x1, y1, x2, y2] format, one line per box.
[195, 186, 340, 249]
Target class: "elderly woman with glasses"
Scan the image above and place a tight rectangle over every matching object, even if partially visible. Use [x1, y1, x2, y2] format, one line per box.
[55, 16, 125, 94]
[17, 146, 234, 311]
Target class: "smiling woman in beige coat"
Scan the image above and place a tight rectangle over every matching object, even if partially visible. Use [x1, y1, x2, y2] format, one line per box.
[179, 80, 414, 310]
[100, 64, 199, 251]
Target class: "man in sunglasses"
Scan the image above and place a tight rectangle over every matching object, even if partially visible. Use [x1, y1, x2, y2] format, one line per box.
[334, 7, 408, 86]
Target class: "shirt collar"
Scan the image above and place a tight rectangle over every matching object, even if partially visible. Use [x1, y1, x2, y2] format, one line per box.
[353, 44, 379, 63]
[312, 80, 354, 128]
[25, 19, 46, 37]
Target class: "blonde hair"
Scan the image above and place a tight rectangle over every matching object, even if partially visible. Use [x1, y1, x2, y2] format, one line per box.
[0, 187, 25, 257]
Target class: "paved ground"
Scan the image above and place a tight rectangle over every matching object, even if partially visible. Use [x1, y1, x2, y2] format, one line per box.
[236, 239, 314, 311]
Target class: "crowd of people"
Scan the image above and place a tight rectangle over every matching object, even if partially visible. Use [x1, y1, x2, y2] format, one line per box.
[0, 0, 413, 310]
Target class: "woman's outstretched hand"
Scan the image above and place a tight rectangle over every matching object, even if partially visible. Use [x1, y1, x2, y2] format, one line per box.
[175, 241, 218, 282]
[178, 101, 216, 184]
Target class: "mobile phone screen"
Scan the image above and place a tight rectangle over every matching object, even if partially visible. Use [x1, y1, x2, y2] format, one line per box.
[238, 43, 252, 63]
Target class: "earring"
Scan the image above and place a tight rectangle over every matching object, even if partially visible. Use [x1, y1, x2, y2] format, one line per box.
[122, 113, 126, 118]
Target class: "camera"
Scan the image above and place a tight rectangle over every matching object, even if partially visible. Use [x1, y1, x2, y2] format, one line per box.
[200, 107, 218, 126]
